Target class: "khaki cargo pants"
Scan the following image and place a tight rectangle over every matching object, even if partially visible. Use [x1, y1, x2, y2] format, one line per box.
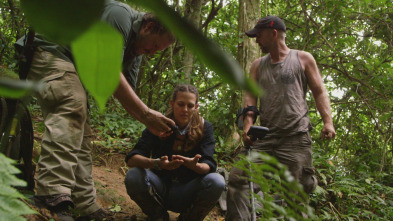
[225, 132, 317, 221]
[28, 48, 100, 215]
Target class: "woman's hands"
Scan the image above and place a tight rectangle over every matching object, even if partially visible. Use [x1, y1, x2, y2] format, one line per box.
[171, 154, 210, 174]
[129, 154, 208, 174]
[172, 154, 201, 168]
[156, 154, 209, 174]
[156, 155, 183, 170]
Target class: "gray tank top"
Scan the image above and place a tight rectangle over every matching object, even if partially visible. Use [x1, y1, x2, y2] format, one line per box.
[257, 49, 311, 137]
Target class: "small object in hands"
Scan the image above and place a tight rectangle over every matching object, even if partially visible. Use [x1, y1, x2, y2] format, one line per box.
[153, 158, 162, 170]
[170, 124, 189, 136]
[247, 126, 269, 141]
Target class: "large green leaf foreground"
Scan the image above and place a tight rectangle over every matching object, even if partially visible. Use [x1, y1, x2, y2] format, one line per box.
[14, 0, 261, 107]
[20, 0, 104, 44]
[71, 22, 123, 112]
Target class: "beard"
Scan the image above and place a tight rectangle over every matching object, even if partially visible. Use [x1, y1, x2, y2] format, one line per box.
[259, 43, 270, 54]
[258, 43, 270, 54]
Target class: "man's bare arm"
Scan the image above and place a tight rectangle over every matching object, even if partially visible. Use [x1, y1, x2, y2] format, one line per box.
[300, 51, 336, 140]
[114, 73, 175, 137]
[242, 58, 261, 145]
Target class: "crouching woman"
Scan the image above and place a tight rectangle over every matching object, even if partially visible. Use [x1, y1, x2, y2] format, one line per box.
[124, 84, 225, 221]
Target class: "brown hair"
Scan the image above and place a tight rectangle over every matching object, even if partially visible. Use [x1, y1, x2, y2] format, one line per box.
[142, 13, 175, 42]
[166, 84, 203, 150]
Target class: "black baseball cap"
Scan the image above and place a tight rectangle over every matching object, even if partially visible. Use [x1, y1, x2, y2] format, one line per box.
[245, 16, 286, 37]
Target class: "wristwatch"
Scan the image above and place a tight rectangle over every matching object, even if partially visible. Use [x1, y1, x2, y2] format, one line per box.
[153, 158, 162, 170]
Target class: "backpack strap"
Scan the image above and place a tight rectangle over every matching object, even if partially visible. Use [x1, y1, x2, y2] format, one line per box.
[17, 29, 36, 80]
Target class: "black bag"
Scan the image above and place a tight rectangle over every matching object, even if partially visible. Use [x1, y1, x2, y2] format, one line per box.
[15, 29, 36, 80]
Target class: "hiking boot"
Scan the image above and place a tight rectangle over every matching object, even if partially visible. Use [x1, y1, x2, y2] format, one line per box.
[34, 194, 75, 221]
[52, 206, 75, 221]
[129, 190, 167, 221]
[76, 208, 112, 221]
[34, 194, 74, 209]
[177, 200, 216, 221]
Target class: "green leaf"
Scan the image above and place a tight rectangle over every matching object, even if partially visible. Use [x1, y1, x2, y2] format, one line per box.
[0, 153, 36, 220]
[0, 154, 19, 174]
[71, 21, 123, 112]
[0, 78, 43, 99]
[0, 171, 26, 187]
[20, 0, 105, 44]
[0, 213, 27, 221]
[0, 196, 36, 216]
[0, 184, 24, 198]
[109, 204, 122, 213]
[132, 0, 262, 96]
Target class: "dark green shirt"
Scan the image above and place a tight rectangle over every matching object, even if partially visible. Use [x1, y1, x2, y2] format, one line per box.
[125, 120, 217, 184]
[15, 0, 144, 89]
[101, 0, 144, 89]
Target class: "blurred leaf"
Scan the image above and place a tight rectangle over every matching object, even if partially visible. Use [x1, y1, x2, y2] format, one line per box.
[0, 154, 20, 175]
[0, 153, 36, 219]
[20, 0, 105, 44]
[314, 185, 328, 195]
[234, 152, 315, 220]
[0, 78, 43, 99]
[132, 0, 262, 96]
[0, 195, 36, 216]
[71, 21, 122, 112]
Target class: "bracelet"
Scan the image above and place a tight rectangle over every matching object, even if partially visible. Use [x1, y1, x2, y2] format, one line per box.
[242, 106, 260, 124]
[153, 158, 162, 170]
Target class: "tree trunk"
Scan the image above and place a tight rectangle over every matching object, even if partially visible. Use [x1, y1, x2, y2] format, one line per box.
[236, 0, 261, 120]
[237, 0, 260, 75]
[225, 0, 261, 147]
[182, 0, 203, 82]
[8, 0, 22, 39]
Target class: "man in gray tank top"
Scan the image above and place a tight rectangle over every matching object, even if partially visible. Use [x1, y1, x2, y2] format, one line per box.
[226, 16, 336, 220]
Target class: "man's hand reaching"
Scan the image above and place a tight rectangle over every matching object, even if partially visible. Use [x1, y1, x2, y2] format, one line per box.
[144, 108, 175, 137]
[114, 74, 175, 137]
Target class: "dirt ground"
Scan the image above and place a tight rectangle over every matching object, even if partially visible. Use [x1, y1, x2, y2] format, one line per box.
[24, 152, 225, 221]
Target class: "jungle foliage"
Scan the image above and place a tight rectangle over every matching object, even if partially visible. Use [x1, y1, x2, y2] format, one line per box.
[1, 0, 392, 220]
[0, 153, 36, 220]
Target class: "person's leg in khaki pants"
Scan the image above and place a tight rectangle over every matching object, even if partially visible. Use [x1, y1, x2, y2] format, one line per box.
[29, 48, 101, 218]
